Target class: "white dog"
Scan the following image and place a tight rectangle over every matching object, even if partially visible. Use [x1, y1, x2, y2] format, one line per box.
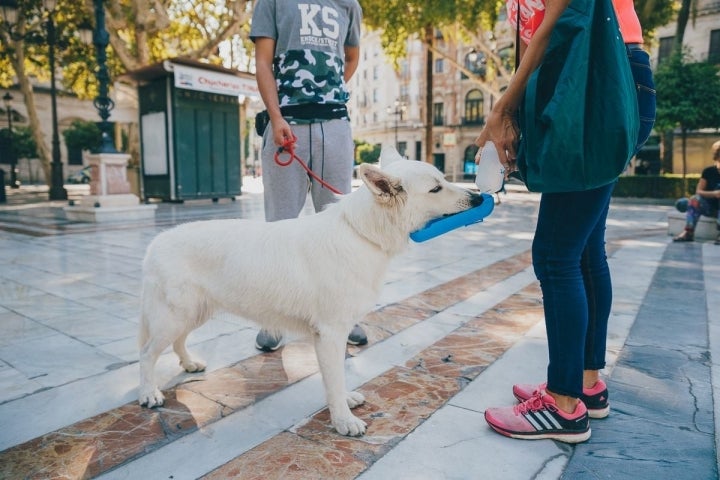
[137, 147, 486, 436]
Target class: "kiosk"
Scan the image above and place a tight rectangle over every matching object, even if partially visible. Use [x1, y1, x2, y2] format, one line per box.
[125, 58, 257, 202]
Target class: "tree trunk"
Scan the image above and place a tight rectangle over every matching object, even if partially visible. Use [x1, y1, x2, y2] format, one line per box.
[673, 0, 692, 54]
[661, 129, 673, 173]
[424, 25, 433, 165]
[10, 40, 53, 186]
[664, 0, 693, 175]
[681, 127, 687, 178]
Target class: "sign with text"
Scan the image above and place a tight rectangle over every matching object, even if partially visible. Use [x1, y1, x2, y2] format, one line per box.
[173, 64, 258, 98]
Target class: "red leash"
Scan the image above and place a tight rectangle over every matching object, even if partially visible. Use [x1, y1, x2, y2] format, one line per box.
[274, 135, 343, 195]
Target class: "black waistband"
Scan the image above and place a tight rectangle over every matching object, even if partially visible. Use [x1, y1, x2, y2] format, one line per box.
[280, 103, 348, 121]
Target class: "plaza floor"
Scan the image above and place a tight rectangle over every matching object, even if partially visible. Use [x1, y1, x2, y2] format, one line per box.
[0, 179, 717, 479]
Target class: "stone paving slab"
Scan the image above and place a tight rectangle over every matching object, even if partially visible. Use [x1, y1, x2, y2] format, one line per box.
[0, 180, 716, 479]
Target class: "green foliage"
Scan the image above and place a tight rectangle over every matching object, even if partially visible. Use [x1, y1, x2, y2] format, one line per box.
[62, 120, 102, 152]
[359, 0, 500, 63]
[13, 126, 37, 158]
[614, 174, 699, 198]
[1, 126, 38, 159]
[0, 1, 253, 96]
[0, 0, 97, 95]
[633, 0, 676, 43]
[355, 141, 382, 164]
[654, 51, 720, 133]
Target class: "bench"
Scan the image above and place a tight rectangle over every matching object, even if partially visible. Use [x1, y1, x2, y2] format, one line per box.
[667, 211, 718, 241]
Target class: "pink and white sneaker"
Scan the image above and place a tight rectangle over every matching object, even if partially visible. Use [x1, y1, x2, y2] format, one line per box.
[513, 379, 610, 419]
[484, 390, 591, 443]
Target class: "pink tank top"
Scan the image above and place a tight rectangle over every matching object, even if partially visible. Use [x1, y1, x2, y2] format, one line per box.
[507, 0, 643, 45]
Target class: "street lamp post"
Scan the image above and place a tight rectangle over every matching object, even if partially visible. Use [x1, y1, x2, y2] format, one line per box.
[90, 0, 116, 153]
[0, 0, 67, 200]
[46, 2, 66, 200]
[3, 91, 19, 188]
[386, 100, 407, 152]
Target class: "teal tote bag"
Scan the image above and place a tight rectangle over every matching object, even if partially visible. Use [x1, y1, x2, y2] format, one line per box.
[516, 0, 640, 193]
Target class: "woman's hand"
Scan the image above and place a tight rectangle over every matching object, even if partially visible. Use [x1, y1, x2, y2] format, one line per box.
[474, 107, 520, 175]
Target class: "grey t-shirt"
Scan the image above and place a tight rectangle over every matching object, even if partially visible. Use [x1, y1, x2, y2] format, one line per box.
[250, 0, 362, 107]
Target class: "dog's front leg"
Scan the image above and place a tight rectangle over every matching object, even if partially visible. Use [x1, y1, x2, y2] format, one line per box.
[313, 332, 367, 436]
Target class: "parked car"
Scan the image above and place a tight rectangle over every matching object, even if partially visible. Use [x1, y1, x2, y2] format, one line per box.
[67, 166, 92, 184]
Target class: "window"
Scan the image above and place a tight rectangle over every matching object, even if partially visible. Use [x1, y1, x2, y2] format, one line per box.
[398, 141, 408, 157]
[658, 36, 674, 64]
[435, 58, 444, 74]
[710, 29, 720, 64]
[433, 102, 444, 126]
[464, 90, 484, 125]
[400, 60, 409, 79]
[373, 65, 379, 80]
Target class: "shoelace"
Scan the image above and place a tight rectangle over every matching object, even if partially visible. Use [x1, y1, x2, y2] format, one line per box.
[513, 391, 556, 415]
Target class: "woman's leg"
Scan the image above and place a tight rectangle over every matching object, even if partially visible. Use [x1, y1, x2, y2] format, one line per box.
[532, 182, 616, 401]
[582, 189, 613, 377]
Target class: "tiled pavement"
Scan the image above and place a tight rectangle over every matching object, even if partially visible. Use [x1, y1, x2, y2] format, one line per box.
[0, 179, 717, 479]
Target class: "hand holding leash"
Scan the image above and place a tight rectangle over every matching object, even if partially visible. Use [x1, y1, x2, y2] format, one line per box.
[274, 135, 343, 195]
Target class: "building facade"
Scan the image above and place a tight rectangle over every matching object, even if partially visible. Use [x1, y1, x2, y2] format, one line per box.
[351, 4, 720, 178]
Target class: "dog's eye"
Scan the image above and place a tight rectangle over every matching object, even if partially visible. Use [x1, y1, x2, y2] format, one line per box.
[429, 185, 442, 193]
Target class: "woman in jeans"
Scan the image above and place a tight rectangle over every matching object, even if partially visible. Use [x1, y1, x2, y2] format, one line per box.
[475, 0, 655, 443]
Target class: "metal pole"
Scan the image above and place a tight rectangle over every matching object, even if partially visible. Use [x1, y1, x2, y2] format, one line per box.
[394, 112, 399, 150]
[4, 93, 18, 188]
[93, 0, 116, 153]
[47, 12, 67, 200]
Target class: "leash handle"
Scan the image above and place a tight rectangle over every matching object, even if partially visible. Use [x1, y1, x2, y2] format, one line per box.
[274, 135, 343, 195]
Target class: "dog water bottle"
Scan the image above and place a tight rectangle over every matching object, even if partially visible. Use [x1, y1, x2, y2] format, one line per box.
[475, 142, 505, 193]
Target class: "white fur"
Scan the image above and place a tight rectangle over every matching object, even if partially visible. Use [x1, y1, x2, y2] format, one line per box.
[138, 148, 485, 436]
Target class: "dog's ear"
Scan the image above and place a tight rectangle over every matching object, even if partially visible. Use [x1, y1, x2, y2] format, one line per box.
[379, 146, 404, 168]
[357, 163, 403, 202]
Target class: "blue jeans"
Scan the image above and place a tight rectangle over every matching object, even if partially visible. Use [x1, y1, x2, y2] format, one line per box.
[685, 195, 720, 230]
[627, 45, 656, 154]
[532, 182, 615, 398]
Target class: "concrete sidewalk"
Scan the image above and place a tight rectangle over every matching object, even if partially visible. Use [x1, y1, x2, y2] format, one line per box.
[0, 180, 717, 479]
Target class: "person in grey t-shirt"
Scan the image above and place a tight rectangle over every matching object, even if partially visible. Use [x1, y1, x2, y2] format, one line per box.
[250, 0, 367, 351]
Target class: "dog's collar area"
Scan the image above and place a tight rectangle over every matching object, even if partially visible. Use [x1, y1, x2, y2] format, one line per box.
[340, 212, 386, 252]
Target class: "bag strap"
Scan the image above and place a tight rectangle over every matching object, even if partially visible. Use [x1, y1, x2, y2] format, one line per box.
[515, 1, 520, 72]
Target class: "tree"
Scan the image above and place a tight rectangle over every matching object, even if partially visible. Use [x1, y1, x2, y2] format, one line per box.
[0, 0, 92, 186]
[0, 0, 254, 189]
[355, 141, 382, 164]
[654, 50, 720, 177]
[62, 120, 102, 153]
[634, 0, 675, 43]
[97, 0, 254, 73]
[359, 0, 499, 164]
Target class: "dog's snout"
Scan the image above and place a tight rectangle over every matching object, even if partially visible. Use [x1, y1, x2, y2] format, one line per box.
[468, 192, 486, 208]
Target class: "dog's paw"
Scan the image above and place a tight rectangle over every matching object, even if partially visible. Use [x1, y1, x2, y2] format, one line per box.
[138, 387, 165, 408]
[346, 391, 365, 409]
[180, 358, 206, 373]
[333, 414, 367, 437]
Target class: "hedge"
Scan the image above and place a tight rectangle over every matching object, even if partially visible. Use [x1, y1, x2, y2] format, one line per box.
[614, 174, 700, 199]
